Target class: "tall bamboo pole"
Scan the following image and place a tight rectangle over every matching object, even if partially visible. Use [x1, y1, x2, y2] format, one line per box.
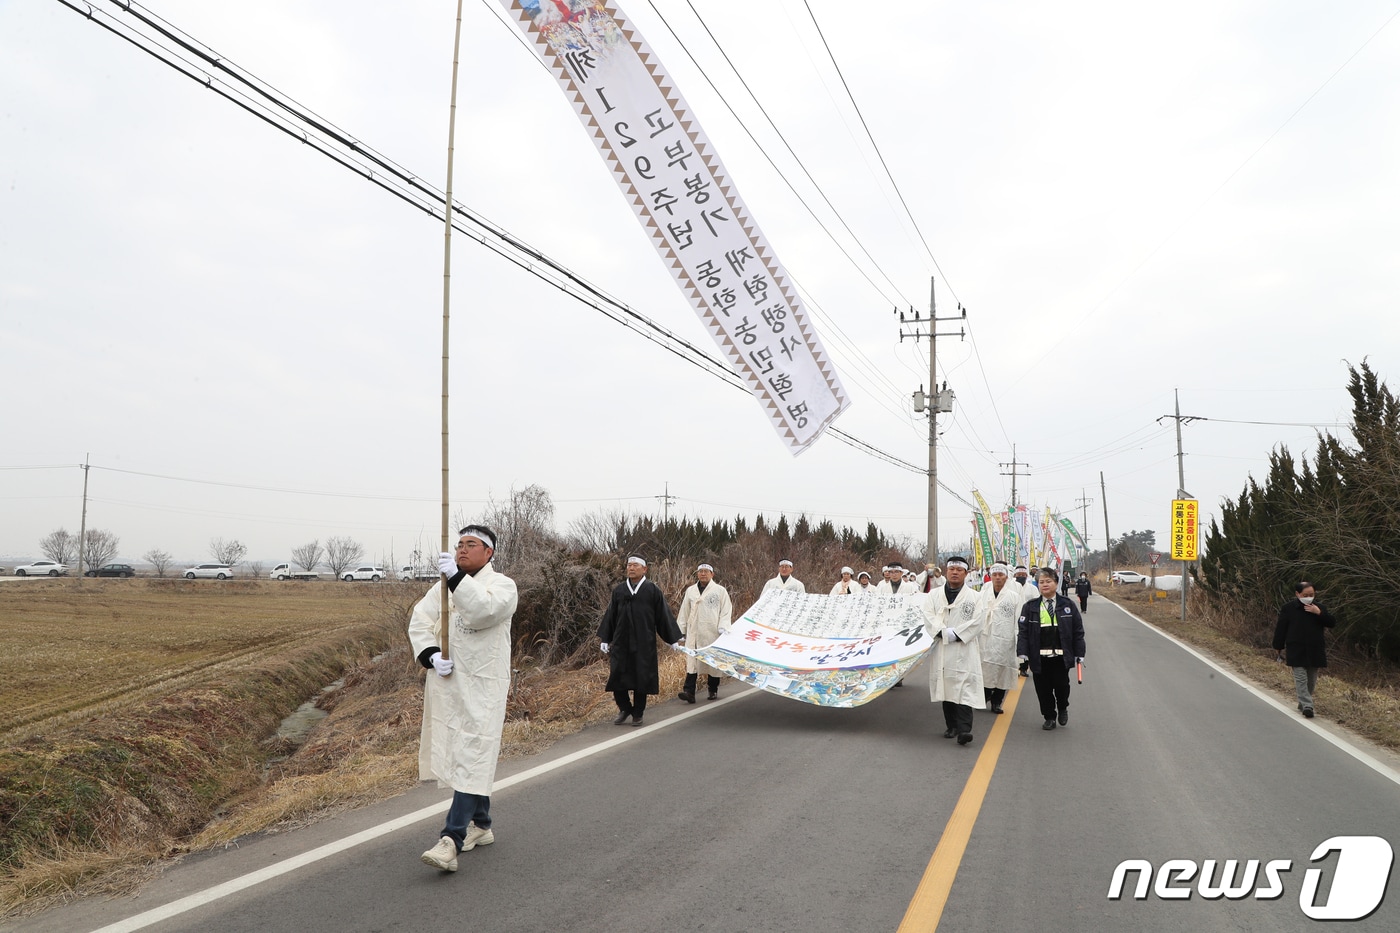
[438, 0, 466, 664]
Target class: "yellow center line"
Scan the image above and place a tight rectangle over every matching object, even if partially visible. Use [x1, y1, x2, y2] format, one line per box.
[896, 679, 1025, 932]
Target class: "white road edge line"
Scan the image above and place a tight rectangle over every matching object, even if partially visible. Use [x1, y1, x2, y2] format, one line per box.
[1113, 600, 1400, 788]
[88, 688, 758, 933]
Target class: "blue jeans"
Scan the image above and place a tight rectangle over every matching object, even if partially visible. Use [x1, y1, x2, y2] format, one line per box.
[441, 791, 490, 850]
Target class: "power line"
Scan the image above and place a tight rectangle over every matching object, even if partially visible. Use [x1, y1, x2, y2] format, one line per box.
[54, 0, 949, 496]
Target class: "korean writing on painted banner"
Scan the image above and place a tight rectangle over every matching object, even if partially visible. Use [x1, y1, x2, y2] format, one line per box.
[709, 588, 931, 670]
[500, 1, 849, 453]
[1170, 498, 1199, 561]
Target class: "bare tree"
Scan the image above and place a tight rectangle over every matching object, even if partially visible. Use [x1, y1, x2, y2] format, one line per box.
[81, 529, 120, 572]
[461, 484, 560, 577]
[209, 537, 248, 568]
[143, 548, 173, 577]
[291, 540, 324, 572]
[246, 560, 265, 578]
[40, 528, 78, 565]
[325, 536, 364, 577]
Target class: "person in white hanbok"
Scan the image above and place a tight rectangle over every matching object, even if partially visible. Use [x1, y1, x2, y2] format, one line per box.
[830, 566, 857, 595]
[676, 563, 733, 701]
[412, 525, 518, 873]
[761, 559, 806, 593]
[856, 571, 873, 590]
[876, 563, 913, 595]
[923, 557, 985, 745]
[976, 564, 1021, 713]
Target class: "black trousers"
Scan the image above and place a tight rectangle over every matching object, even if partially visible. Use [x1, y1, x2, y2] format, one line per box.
[1032, 659, 1071, 720]
[613, 690, 647, 716]
[984, 686, 1006, 707]
[942, 700, 973, 735]
[683, 672, 721, 693]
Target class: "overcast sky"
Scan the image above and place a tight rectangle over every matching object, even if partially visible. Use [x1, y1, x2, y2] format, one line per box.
[2, 0, 1397, 571]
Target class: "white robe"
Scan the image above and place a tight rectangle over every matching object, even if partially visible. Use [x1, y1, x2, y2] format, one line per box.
[876, 578, 915, 596]
[762, 575, 806, 594]
[977, 581, 1023, 692]
[830, 579, 856, 595]
[676, 581, 733, 677]
[915, 570, 944, 594]
[408, 562, 517, 795]
[923, 582, 985, 706]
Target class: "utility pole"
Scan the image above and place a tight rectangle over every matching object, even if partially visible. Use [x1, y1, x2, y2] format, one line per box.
[1100, 471, 1113, 579]
[1075, 488, 1093, 566]
[1157, 388, 1202, 621]
[999, 445, 1032, 508]
[656, 481, 675, 524]
[900, 277, 965, 563]
[75, 453, 91, 585]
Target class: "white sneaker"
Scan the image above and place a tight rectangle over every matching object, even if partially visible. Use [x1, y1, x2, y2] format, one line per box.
[420, 836, 458, 872]
[463, 822, 495, 851]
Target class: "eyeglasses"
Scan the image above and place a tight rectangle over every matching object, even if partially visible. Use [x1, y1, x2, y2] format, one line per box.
[457, 541, 487, 551]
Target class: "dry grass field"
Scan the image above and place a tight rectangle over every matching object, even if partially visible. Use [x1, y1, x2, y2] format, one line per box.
[0, 577, 685, 917]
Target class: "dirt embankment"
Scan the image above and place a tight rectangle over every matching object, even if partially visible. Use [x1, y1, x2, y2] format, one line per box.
[0, 578, 684, 917]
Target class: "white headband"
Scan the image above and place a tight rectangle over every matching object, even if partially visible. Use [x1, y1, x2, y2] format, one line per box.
[779, 560, 793, 567]
[697, 563, 714, 572]
[946, 558, 969, 569]
[459, 529, 495, 550]
[990, 563, 1009, 574]
[627, 556, 647, 567]
[841, 567, 853, 575]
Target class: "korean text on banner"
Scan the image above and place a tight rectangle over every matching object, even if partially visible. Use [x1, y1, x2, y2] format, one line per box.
[1170, 498, 1199, 561]
[499, 1, 850, 453]
[681, 589, 933, 707]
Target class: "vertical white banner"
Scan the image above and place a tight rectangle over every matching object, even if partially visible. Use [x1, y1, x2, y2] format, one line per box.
[499, 1, 850, 453]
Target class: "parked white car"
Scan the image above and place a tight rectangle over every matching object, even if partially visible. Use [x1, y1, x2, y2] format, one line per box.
[1111, 570, 1148, 585]
[341, 565, 386, 582]
[397, 564, 440, 582]
[15, 559, 68, 577]
[184, 563, 234, 579]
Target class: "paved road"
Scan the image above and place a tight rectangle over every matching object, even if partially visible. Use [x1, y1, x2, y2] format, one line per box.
[6, 596, 1398, 932]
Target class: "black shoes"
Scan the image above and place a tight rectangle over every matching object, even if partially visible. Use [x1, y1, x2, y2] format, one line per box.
[1058, 710, 1069, 726]
[1303, 708, 1315, 719]
[957, 733, 974, 745]
[631, 716, 644, 727]
[1042, 719, 1057, 730]
[613, 711, 632, 725]
[678, 690, 696, 704]
[943, 727, 958, 738]
[990, 705, 1004, 714]
[707, 689, 718, 700]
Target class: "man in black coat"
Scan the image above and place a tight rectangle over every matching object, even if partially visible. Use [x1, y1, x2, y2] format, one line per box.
[1272, 581, 1336, 719]
[1016, 568, 1087, 731]
[598, 555, 681, 727]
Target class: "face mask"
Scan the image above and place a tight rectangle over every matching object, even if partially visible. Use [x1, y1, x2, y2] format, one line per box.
[1299, 596, 1315, 605]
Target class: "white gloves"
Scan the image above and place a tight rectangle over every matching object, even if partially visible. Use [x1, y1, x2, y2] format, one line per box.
[1017, 655, 1028, 663]
[437, 552, 458, 575]
[1075, 657, 1085, 666]
[600, 642, 610, 654]
[944, 627, 958, 642]
[430, 651, 454, 677]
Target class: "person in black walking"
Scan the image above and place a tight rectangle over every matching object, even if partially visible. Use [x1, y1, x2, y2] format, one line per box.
[598, 555, 680, 727]
[1074, 572, 1092, 612]
[1272, 581, 1336, 719]
[1017, 568, 1086, 731]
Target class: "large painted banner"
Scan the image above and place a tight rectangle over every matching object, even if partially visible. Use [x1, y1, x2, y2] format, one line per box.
[499, 1, 850, 453]
[677, 588, 931, 707]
